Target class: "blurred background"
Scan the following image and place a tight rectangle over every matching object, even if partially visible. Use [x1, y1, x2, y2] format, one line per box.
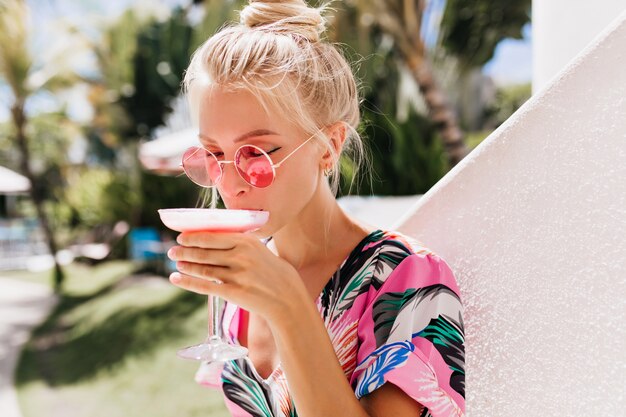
[0, 0, 532, 415]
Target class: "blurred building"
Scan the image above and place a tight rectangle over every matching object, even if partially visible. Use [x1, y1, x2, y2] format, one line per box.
[0, 165, 30, 218]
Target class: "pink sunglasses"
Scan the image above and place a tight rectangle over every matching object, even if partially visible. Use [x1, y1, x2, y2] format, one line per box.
[181, 132, 317, 188]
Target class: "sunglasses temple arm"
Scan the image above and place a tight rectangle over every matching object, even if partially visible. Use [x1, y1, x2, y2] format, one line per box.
[273, 133, 317, 168]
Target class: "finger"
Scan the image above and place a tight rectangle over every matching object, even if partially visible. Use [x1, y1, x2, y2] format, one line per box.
[175, 261, 236, 284]
[177, 231, 245, 249]
[168, 245, 232, 266]
[169, 272, 229, 296]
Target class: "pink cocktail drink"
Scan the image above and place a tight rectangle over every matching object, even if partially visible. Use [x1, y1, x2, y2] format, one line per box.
[158, 208, 269, 233]
[158, 208, 270, 361]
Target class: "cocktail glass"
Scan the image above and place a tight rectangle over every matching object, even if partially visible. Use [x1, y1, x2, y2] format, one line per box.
[158, 208, 270, 361]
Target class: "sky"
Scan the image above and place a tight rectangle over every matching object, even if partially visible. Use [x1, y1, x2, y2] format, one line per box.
[483, 23, 533, 85]
[0, 0, 532, 123]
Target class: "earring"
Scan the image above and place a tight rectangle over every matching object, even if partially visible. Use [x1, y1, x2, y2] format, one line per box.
[323, 167, 332, 176]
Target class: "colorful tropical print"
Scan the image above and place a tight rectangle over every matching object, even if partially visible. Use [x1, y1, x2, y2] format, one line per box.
[194, 229, 465, 417]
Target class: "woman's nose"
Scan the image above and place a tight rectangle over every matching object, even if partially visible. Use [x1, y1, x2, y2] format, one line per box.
[218, 162, 250, 198]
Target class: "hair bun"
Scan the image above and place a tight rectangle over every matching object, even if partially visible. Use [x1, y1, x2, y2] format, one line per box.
[239, 0, 326, 43]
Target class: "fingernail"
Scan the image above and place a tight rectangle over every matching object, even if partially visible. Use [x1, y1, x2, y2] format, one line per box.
[170, 273, 182, 283]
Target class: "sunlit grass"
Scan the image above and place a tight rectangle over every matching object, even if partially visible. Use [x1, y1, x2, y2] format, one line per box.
[7, 260, 134, 293]
[15, 260, 230, 417]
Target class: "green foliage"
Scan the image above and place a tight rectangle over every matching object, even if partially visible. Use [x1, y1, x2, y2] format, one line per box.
[352, 107, 448, 196]
[483, 82, 531, 128]
[329, 0, 532, 195]
[1, 112, 75, 217]
[0, 120, 18, 166]
[120, 7, 196, 137]
[191, 0, 247, 46]
[465, 129, 493, 150]
[0, 0, 32, 98]
[441, 0, 531, 70]
[64, 168, 139, 228]
[138, 171, 201, 228]
[79, 7, 204, 231]
[334, 19, 448, 196]
[85, 10, 144, 153]
[96, 10, 142, 92]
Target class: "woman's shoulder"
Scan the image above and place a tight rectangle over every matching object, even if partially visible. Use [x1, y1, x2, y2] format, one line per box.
[353, 228, 460, 293]
[352, 228, 441, 270]
[366, 229, 460, 297]
[365, 229, 438, 256]
[338, 228, 446, 292]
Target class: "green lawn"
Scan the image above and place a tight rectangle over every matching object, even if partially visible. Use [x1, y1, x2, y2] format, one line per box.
[466, 129, 493, 150]
[15, 261, 230, 417]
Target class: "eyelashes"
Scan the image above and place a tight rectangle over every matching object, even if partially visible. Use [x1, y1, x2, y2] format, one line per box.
[208, 147, 281, 158]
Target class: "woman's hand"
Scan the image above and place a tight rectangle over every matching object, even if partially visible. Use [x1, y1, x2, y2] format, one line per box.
[167, 231, 306, 323]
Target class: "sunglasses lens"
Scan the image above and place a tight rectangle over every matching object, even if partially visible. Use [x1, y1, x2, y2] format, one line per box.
[235, 145, 274, 188]
[182, 147, 221, 187]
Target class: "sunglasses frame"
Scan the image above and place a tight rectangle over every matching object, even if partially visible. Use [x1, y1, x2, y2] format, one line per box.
[181, 132, 318, 188]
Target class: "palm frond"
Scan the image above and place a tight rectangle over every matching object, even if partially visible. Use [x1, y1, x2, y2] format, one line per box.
[0, 0, 32, 99]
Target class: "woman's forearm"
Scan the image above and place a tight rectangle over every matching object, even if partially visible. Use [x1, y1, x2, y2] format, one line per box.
[269, 296, 371, 417]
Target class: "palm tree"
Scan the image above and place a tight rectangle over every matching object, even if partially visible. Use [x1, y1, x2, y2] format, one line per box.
[366, 0, 469, 168]
[329, 0, 530, 169]
[0, 0, 78, 291]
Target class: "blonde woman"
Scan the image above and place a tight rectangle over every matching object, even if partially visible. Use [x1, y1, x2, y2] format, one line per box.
[167, 1, 465, 416]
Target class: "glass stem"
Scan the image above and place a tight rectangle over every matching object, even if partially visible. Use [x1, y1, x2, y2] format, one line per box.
[207, 295, 222, 343]
[204, 237, 271, 345]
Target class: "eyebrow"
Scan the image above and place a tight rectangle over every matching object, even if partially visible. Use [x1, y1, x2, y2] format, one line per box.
[198, 129, 280, 145]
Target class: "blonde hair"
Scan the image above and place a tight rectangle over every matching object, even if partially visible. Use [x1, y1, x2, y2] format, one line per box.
[183, 0, 370, 206]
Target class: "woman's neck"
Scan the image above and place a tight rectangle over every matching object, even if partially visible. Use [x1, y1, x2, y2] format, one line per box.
[268, 182, 368, 272]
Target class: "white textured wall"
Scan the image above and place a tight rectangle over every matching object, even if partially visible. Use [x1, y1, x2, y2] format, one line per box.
[533, 0, 626, 93]
[395, 11, 626, 416]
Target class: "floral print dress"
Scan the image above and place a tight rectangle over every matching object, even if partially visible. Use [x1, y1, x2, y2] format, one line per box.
[195, 229, 465, 417]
